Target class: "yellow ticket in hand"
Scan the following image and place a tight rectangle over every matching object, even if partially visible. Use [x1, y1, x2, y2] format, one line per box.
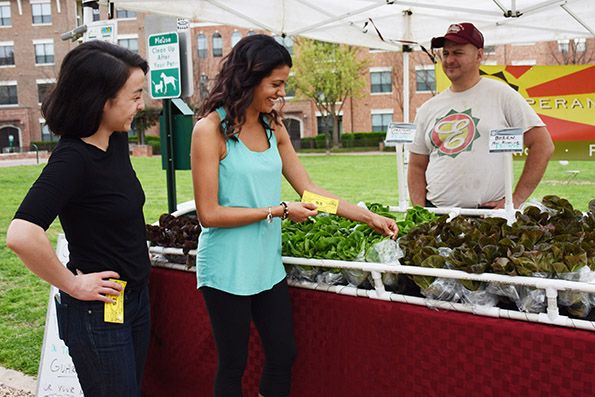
[301, 190, 339, 214]
[104, 279, 127, 324]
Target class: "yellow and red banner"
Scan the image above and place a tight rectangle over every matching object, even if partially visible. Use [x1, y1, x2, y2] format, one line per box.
[436, 64, 595, 160]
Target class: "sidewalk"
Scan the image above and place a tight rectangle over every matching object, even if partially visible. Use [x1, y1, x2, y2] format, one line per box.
[0, 158, 47, 167]
[0, 367, 35, 396]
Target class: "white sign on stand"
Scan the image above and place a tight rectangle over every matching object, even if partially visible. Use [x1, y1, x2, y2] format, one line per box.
[84, 20, 118, 43]
[385, 122, 416, 146]
[147, 32, 181, 99]
[36, 235, 83, 397]
[489, 127, 524, 153]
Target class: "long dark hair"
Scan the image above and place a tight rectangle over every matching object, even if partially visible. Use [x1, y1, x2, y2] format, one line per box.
[42, 40, 148, 138]
[199, 34, 292, 139]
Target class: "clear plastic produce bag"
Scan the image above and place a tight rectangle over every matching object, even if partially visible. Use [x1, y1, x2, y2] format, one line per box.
[342, 248, 369, 287]
[292, 265, 320, 282]
[558, 266, 593, 318]
[486, 282, 521, 301]
[366, 239, 405, 292]
[461, 284, 499, 307]
[316, 269, 346, 285]
[421, 278, 463, 302]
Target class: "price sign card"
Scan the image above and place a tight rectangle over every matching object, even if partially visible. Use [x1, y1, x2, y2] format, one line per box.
[489, 127, 524, 153]
[385, 122, 416, 146]
[301, 191, 339, 214]
[104, 279, 127, 324]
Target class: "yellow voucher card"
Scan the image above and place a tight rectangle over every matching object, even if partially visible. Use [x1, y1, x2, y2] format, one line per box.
[104, 279, 127, 324]
[301, 190, 339, 214]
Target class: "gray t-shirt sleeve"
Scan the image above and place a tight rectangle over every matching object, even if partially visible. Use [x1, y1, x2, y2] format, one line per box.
[409, 103, 431, 155]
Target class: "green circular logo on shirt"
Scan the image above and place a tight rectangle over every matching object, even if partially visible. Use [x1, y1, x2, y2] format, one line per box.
[430, 109, 480, 157]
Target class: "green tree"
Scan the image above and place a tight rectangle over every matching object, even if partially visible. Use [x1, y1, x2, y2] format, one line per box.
[133, 106, 161, 144]
[290, 39, 368, 148]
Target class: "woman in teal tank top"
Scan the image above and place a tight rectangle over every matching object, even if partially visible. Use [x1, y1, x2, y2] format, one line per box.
[191, 35, 398, 397]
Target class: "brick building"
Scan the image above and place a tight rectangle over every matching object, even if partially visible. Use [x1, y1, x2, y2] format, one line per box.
[188, 23, 593, 145]
[0, 0, 147, 150]
[1, 1, 593, 151]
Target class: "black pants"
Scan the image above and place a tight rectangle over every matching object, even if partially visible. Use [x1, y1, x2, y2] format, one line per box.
[201, 278, 296, 397]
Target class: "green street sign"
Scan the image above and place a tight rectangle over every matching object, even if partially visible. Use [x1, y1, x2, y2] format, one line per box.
[147, 32, 181, 99]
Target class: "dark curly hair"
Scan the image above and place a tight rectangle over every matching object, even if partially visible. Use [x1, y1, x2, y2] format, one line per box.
[42, 40, 148, 138]
[199, 34, 292, 139]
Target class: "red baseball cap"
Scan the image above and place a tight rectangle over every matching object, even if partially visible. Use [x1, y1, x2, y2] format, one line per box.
[431, 22, 484, 49]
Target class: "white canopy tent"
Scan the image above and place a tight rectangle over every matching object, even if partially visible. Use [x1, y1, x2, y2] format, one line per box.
[113, 0, 594, 215]
[114, 0, 594, 50]
[114, 0, 595, 124]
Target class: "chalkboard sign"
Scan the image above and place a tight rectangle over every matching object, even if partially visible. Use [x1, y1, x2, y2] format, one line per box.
[36, 234, 84, 396]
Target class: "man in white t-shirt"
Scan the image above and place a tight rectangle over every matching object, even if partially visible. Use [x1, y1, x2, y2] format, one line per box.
[408, 22, 554, 208]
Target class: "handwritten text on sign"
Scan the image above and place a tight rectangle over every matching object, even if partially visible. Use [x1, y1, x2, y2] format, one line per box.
[385, 122, 416, 146]
[36, 235, 84, 397]
[489, 127, 524, 153]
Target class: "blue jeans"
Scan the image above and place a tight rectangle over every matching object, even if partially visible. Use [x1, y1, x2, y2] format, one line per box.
[55, 284, 151, 397]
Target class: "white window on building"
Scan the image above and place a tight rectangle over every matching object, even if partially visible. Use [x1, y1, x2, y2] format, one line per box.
[197, 33, 208, 58]
[371, 110, 393, 133]
[247, 30, 256, 36]
[274, 35, 294, 55]
[118, 35, 139, 53]
[39, 118, 55, 142]
[231, 31, 241, 48]
[558, 39, 569, 54]
[92, 7, 100, 21]
[481, 60, 498, 66]
[511, 59, 536, 66]
[0, 2, 11, 26]
[31, 0, 52, 25]
[484, 45, 496, 55]
[37, 78, 55, 104]
[212, 32, 223, 57]
[316, 114, 343, 136]
[415, 65, 436, 92]
[116, 8, 136, 19]
[576, 38, 586, 52]
[0, 81, 17, 106]
[0, 41, 14, 66]
[33, 40, 54, 65]
[370, 67, 392, 94]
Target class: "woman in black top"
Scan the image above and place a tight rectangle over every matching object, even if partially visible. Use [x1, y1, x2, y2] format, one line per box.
[6, 41, 151, 397]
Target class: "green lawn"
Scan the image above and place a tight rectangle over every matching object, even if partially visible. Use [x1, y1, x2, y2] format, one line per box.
[0, 155, 593, 375]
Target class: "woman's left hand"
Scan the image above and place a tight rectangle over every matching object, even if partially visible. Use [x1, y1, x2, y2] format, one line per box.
[368, 213, 399, 240]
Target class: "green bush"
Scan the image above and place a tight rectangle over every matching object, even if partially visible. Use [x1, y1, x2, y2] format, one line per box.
[128, 135, 161, 155]
[301, 134, 327, 149]
[342, 132, 385, 148]
[298, 132, 386, 150]
[30, 141, 58, 152]
[145, 135, 161, 155]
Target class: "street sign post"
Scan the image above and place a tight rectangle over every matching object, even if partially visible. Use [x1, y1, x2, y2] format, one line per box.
[148, 32, 181, 99]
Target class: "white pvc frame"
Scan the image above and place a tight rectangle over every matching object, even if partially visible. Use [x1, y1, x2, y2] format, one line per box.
[148, 246, 595, 332]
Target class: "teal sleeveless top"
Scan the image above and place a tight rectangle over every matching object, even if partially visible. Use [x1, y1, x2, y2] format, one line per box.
[196, 107, 286, 295]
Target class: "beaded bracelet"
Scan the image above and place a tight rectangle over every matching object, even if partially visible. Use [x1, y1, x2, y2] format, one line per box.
[280, 201, 289, 220]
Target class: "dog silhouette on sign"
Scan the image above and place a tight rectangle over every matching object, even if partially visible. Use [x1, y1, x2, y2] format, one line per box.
[160, 72, 177, 94]
[152, 80, 164, 94]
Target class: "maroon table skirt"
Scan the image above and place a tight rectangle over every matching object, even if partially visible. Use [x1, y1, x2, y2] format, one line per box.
[142, 266, 595, 397]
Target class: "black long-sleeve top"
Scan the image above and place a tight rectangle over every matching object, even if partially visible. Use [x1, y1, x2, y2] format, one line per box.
[14, 132, 150, 288]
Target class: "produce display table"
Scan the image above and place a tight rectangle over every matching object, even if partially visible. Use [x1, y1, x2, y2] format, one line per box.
[142, 266, 595, 396]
